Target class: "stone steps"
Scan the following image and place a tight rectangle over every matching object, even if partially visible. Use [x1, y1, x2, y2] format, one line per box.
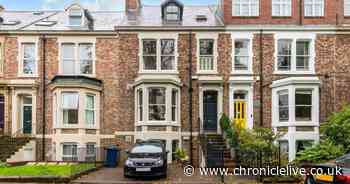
[0, 136, 32, 162]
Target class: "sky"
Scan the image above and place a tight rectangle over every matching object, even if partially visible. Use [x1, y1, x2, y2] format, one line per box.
[0, 0, 217, 11]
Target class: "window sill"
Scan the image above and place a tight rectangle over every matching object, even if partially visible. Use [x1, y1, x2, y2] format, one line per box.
[17, 74, 39, 78]
[197, 71, 218, 75]
[272, 121, 319, 127]
[231, 70, 253, 75]
[54, 126, 99, 130]
[271, 16, 292, 19]
[139, 71, 179, 75]
[231, 16, 260, 19]
[273, 71, 315, 75]
[136, 121, 181, 127]
[303, 16, 324, 19]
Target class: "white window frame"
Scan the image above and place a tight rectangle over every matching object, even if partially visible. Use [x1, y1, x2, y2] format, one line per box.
[304, 0, 324, 17]
[148, 87, 167, 121]
[139, 33, 178, 74]
[61, 92, 79, 126]
[85, 94, 96, 127]
[135, 84, 180, 126]
[54, 89, 100, 129]
[18, 37, 39, 77]
[197, 33, 218, 74]
[232, 0, 260, 17]
[62, 142, 78, 161]
[272, 82, 319, 127]
[58, 39, 96, 76]
[85, 142, 96, 161]
[67, 6, 85, 27]
[345, 0, 350, 16]
[232, 33, 253, 74]
[272, 0, 292, 17]
[274, 33, 315, 74]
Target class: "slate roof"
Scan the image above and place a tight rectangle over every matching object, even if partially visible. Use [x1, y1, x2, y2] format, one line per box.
[0, 4, 223, 32]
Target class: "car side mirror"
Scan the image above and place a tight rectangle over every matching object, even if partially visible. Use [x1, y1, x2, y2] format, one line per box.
[166, 151, 169, 154]
[125, 150, 130, 154]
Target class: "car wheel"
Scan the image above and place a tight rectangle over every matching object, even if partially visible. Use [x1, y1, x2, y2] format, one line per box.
[305, 175, 316, 184]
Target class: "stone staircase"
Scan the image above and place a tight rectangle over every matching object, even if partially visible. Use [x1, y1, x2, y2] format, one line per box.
[202, 134, 235, 168]
[0, 136, 32, 162]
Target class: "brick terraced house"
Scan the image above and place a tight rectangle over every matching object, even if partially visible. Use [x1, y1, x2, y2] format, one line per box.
[0, 0, 350, 165]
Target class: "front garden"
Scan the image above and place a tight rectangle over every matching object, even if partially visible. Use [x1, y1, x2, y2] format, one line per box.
[0, 162, 98, 183]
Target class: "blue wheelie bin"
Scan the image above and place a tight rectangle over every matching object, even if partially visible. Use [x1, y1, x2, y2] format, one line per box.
[104, 146, 120, 168]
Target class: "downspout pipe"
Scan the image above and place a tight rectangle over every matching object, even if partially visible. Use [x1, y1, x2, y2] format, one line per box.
[259, 30, 264, 127]
[188, 31, 193, 165]
[41, 35, 47, 161]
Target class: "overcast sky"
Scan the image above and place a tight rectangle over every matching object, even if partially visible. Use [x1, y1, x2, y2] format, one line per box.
[0, 0, 217, 11]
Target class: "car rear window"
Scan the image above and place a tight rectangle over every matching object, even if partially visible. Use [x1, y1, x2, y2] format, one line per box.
[130, 144, 162, 154]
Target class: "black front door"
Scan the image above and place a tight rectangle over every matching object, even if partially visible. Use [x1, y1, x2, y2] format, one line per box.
[203, 91, 218, 132]
[23, 105, 32, 134]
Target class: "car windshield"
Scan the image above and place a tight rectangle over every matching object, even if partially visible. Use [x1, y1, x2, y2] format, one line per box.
[130, 144, 162, 154]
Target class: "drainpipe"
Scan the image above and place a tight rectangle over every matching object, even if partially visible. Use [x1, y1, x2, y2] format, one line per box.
[188, 31, 193, 165]
[299, 0, 303, 25]
[259, 30, 264, 127]
[41, 35, 47, 161]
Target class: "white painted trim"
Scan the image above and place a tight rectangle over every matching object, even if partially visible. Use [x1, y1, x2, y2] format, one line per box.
[52, 88, 100, 130]
[231, 32, 254, 74]
[17, 36, 39, 77]
[229, 83, 254, 129]
[196, 32, 219, 74]
[65, 4, 86, 28]
[11, 89, 37, 136]
[199, 85, 223, 134]
[57, 37, 96, 77]
[271, 78, 320, 161]
[274, 32, 316, 74]
[270, 77, 321, 88]
[135, 83, 181, 126]
[138, 32, 179, 74]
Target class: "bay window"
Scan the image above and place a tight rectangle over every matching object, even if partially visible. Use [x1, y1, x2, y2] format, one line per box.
[137, 89, 143, 121]
[62, 92, 79, 125]
[199, 39, 215, 71]
[278, 90, 289, 122]
[60, 43, 94, 75]
[171, 89, 178, 121]
[295, 90, 312, 121]
[234, 39, 250, 71]
[149, 88, 166, 121]
[232, 0, 259, 17]
[304, 0, 324, 17]
[136, 85, 179, 123]
[276, 38, 313, 73]
[272, 0, 291, 17]
[56, 90, 99, 128]
[85, 94, 95, 126]
[141, 39, 176, 71]
[86, 143, 96, 161]
[21, 43, 37, 75]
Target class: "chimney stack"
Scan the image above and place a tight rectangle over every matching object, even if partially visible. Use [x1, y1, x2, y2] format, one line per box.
[125, 0, 141, 12]
[0, 5, 4, 12]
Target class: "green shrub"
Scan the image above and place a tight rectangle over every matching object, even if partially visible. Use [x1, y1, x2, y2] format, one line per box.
[0, 162, 8, 168]
[321, 105, 350, 152]
[175, 148, 188, 161]
[220, 114, 231, 131]
[295, 140, 345, 164]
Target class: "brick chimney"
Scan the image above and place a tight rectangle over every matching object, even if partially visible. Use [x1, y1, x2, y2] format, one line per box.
[125, 0, 141, 12]
[0, 5, 4, 12]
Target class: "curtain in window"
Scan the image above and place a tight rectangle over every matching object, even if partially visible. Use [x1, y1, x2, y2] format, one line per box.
[85, 95, 95, 125]
[62, 93, 79, 109]
[22, 43, 36, 74]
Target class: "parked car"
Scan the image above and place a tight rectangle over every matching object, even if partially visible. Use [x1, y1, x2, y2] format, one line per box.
[124, 140, 168, 178]
[304, 154, 350, 184]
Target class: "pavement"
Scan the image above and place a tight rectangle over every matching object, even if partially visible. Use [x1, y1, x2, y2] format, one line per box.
[71, 164, 258, 184]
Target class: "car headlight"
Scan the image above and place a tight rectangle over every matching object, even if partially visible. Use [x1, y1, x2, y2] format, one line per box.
[125, 159, 134, 167]
[154, 159, 164, 167]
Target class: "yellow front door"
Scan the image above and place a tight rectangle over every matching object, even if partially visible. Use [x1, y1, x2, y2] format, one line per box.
[234, 100, 247, 129]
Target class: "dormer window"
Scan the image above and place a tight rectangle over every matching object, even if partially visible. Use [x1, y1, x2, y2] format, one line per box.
[161, 0, 184, 23]
[166, 5, 180, 21]
[69, 8, 83, 26]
